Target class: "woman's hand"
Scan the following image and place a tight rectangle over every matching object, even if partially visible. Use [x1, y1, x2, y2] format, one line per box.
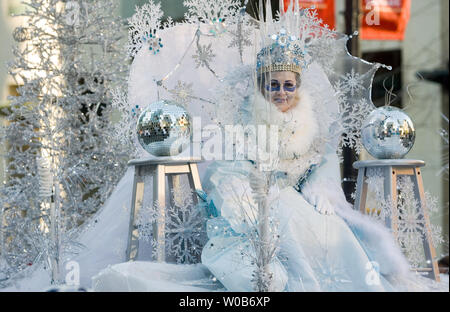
[300, 179, 350, 216]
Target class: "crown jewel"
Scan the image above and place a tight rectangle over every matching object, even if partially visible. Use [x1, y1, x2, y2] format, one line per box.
[256, 28, 309, 75]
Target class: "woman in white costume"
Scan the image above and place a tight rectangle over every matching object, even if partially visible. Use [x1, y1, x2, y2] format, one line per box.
[198, 37, 416, 291]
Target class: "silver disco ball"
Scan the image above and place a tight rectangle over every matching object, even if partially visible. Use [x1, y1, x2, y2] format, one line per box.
[361, 106, 415, 159]
[136, 100, 191, 156]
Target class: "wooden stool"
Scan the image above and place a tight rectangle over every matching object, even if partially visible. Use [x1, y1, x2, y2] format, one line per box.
[125, 157, 203, 262]
[353, 159, 440, 282]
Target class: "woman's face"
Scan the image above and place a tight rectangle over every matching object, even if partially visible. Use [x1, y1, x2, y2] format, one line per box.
[265, 71, 298, 112]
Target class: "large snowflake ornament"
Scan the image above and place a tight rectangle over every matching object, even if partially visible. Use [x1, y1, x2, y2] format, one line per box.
[165, 182, 208, 264]
[396, 177, 445, 267]
[135, 180, 207, 264]
[397, 198, 426, 235]
[127, 1, 164, 57]
[227, 9, 253, 51]
[110, 87, 139, 157]
[364, 174, 446, 268]
[165, 203, 207, 264]
[338, 97, 374, 155]
[429, 223, 446, 251]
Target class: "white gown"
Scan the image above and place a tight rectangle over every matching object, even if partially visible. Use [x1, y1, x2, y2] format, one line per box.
[199, 156, 407, 292]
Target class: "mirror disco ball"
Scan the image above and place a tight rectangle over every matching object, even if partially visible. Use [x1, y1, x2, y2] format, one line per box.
[361, 106, 415, 159]
[136, 100, 191, 156]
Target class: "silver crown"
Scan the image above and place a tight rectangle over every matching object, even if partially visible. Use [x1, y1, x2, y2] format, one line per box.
[256, 28, 308, 75]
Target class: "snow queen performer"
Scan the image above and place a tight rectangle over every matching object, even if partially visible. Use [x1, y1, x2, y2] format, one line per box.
[199, 2, 415, 291]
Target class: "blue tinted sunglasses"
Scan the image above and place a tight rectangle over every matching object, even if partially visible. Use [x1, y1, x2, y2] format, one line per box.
[265, 80, 297, 92]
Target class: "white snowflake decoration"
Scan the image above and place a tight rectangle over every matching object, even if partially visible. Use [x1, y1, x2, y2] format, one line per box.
[400, 232, 427, 268]
[308, 34, 341, 76]
[127, 1, 164, 57]
[338, 68, 365, 97]
[424, 191, 439, 214]
[165, 182, 208, 264]
[136, 202, 159, 243]
[135, 180, 207, 264]
[165, 205, 207, 263]
[183, 0, 241, 24]
[227, 11, 253, 50]
[169, 81, 194, 107]
[338, 97, 374, 155]
[429, 223, 446, 250]
[110, 87, 139, 157]
[397, 198, 426, 235]
[365, 174, 446, 268]
[193, 43, 216, 68]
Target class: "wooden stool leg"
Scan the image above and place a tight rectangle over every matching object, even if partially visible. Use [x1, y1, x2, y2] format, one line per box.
[354, 167, 368, 214]
[384, 166, 399, 238]
[413, 167, 440, 281]
[153, 164, 166, 262]
[188, 163, 203, 205]
[189, 163, 203, 191]
[167, 174, 180, 207]
[126, 167, 145, 261]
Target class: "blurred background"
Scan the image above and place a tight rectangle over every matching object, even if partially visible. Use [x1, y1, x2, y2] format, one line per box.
[0, 0, 448, 259]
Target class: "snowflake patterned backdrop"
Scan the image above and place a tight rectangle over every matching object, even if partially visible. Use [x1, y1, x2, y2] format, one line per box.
[136, 175, 208, 264]
[361, 168, 447, 268]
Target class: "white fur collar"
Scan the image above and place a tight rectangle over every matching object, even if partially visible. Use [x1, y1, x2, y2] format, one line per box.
[251, 86, 323, 185]
[252, 86, 319, 159]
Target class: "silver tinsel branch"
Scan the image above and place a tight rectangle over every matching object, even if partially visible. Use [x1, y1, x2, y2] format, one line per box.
[224, 164, 280, 292]
[248, 169, 278, 292]
[0, 0, 129, 287]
